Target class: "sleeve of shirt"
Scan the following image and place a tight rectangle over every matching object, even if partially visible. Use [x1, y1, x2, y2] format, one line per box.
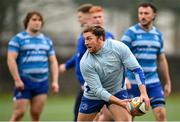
[158, 34, 165, 55]
[105, 32, 115, 39]
[8, 36, 20, 53]
[80, 60, 112, 102]
[121, 29, 135, 49]
[65, 54, 76, 70]
[75, 35, 87, 86]
[47, 38, 55, 56]
[118, 43, 145, 85]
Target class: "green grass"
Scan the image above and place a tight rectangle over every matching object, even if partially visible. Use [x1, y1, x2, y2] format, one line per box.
[1, 93, 180, 121]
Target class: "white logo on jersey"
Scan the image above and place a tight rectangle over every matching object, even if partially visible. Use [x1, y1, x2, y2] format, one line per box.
[137, 35, 142, 39]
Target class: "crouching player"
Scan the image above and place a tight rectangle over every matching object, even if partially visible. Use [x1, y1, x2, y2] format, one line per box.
[77, 25, 150, 121]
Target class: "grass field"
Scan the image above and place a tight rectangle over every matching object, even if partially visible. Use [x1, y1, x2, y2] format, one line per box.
[1, 93, 180, 121]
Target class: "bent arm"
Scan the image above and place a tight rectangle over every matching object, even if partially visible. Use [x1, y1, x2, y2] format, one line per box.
[65, 54, 76, 70]
[80, 62, 111, 102]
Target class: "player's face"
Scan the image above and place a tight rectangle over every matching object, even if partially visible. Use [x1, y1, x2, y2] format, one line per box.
[77, 12, 92, 28]
[138, 6, 155, 27]
[27, 14, 42, 33]
[83, 32, 101, 53]
[91, 12, 104, 27]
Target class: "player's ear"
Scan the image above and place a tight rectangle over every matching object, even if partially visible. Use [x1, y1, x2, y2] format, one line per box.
[153, 13, 156, 21]
[98, 36, 103, 41]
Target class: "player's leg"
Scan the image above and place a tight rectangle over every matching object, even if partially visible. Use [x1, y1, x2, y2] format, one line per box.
[77, 96, 104, 121]
[9, 88, 30, 121]
[147, 82, 167, 121]
[94, 105, 113, 121]
[30, 80, 48, 121]
[152, 106, 166, 121]
[30, 94, 47, 121]
[77, 112, 98, 121]
[73, 89, 83, 121]
[10, 99, 29, 121]
[108, 90, 131, 121]
[109, 104, 131, 121]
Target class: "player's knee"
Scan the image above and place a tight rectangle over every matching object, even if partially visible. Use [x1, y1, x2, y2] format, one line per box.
[31, 112, 41, 121]
[31, 109, 41, 120]
[12, 110, 25, 121]
[154, 107, 166, 121]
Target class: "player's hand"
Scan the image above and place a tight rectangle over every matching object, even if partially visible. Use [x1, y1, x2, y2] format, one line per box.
[81, 85, 85, 91]
[59, 64, 66, 74]
[120, 99, 131, 109]
[15, 80, 24, 90]
[164, 82, 171, 98]
[140, 94, 150, 111]
[125, 78, 132, 90]
[51, 82, 59, 93]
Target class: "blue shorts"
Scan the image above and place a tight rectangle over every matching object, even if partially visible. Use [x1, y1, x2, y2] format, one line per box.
[13, 77, 49, 100]
[127, 82, 165, 109]
[79, 90, 128, 114]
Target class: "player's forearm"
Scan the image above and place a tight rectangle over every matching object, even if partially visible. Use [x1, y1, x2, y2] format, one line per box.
[133, 68, 145, 85]
[138, 84, 148, 95]
[158, 55, 171, 85]
[50, 57, 59, 83]
[7, 57, 21, 82]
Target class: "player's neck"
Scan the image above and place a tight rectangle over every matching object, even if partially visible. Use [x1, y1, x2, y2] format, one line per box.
[26, 29, 40, 36]
[140, 23, 153, 32]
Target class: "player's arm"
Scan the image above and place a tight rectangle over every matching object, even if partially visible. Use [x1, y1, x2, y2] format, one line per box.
[49, 55, 59, 93]
[7, 51, 24, 90]
[119, 43, 150, 110]
[76, 36, 87, 87]
[59, 54, 76, 74]
[80, 59, 129, 108]
[157, 53, 171, 97]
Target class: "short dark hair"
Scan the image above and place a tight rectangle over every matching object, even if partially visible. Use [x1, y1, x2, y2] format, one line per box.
[138, 2, 157, 13]
[23, 11, 44, 29]
[83, 26, 105, 41]
[77, 4, 93, 13]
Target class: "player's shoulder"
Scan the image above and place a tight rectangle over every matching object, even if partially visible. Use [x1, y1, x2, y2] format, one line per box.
[152, 26, 163, 35]
[127, 23, 142, 33]
[106, 39, 128, 50]
[105, 31, 113, 36]
[80, 51, 94, 70]
[39, 33, 54, 44]
[15, 31, 28, 39]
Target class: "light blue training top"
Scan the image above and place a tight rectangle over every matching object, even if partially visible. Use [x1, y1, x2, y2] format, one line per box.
[80, 39, 145, 102]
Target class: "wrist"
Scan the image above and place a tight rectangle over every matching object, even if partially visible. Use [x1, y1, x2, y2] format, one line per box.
[14, 77, 21, 82]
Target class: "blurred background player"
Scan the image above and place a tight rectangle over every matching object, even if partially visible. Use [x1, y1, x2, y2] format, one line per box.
[59, 4, 93, 121]
[7, 11, 59, 121]
[121, 2, 172, 121]
[59, 5, 114, 121]
[78, 25, 149, 121]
